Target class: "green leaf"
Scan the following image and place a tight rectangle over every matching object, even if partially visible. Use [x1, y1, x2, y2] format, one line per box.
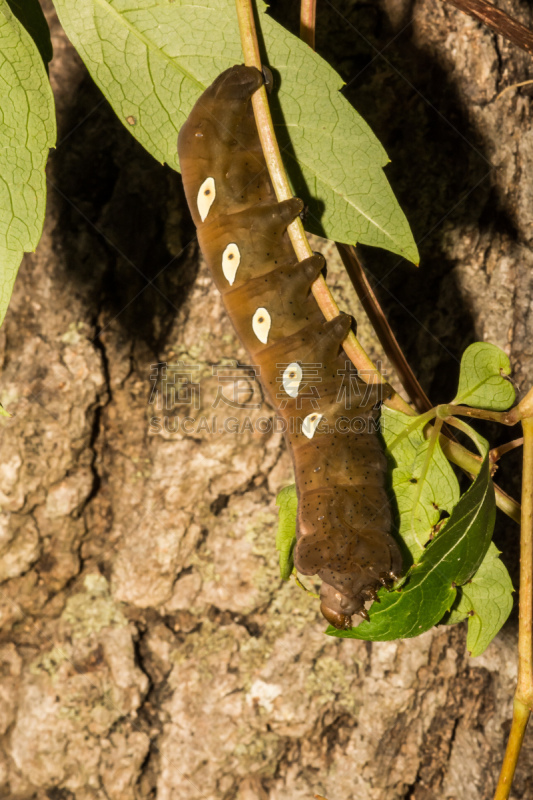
[328, 455, 496, 641]
[0, 1, 56, 328]
[275, 484, 297, 581]
[381, 407, 460, 561]
[6, 0, 53, 65]
[52, 0, 418, 263]
[453, 342, 515, 411]
[444, 601, 469, 626]
[445, 543, 514, 657]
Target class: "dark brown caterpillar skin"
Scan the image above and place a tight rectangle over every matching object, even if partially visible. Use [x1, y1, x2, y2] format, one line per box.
[178, 66, 402, 628]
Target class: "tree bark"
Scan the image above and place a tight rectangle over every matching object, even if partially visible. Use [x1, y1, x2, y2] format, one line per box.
[0, 0, 532, 798]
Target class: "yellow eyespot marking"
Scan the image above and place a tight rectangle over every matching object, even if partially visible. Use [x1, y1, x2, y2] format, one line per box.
[222, 243, 241, 285]
[282, 362, 302, 397]
[302, 412, 322, 439]
[197, 177, 216, 221]
[252, 307, 271, 344]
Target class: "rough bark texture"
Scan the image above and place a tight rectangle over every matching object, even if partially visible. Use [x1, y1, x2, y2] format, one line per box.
[0, 0, 532, 798]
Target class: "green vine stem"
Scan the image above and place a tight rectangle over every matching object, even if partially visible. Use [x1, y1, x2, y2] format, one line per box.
[440, 404, 518, 426]
[516, 386, 533, 420]
[494, 415, 533, 800]
[300, 0, 316, 49]
[234, 0, 521, 525]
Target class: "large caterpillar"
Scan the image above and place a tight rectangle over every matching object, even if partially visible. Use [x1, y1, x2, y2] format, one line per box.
[178, 65, 402, 629]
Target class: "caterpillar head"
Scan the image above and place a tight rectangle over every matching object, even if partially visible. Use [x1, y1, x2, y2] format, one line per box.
[319, 582, 365, 630]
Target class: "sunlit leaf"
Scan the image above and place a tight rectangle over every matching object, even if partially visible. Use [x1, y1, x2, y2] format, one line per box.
[0, 0, 56, 328]
[6, 0, 52, 65]
[275, 484, 297, 581]
[453, 343, 515, 411]
[445, 543, 514, 656]
[381, 407, 460, 561]
[52, 0, 418, 262]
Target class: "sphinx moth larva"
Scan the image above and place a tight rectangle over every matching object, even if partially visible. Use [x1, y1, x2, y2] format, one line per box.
[178, 66, 401, 628]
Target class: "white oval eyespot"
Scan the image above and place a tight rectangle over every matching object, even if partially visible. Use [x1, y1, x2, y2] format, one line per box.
[252, 307, 271, 344]
[197, 177, 216, 221]
[282, 362, 302, 398]
[302, 413, 323, 439]
[222, 243, 241, 285]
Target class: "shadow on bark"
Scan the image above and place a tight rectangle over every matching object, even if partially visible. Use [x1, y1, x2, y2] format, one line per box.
[49, 75, 198, 355]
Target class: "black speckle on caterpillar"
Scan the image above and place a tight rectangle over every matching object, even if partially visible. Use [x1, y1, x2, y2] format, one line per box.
[177, 65, 402, 629]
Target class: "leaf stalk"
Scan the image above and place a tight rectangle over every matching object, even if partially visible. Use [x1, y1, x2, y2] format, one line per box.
[336, 243, 431, 414]
[439, 404, 518, 426]
[490, 439, 524, 464]
[441, 0, 533, 58]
